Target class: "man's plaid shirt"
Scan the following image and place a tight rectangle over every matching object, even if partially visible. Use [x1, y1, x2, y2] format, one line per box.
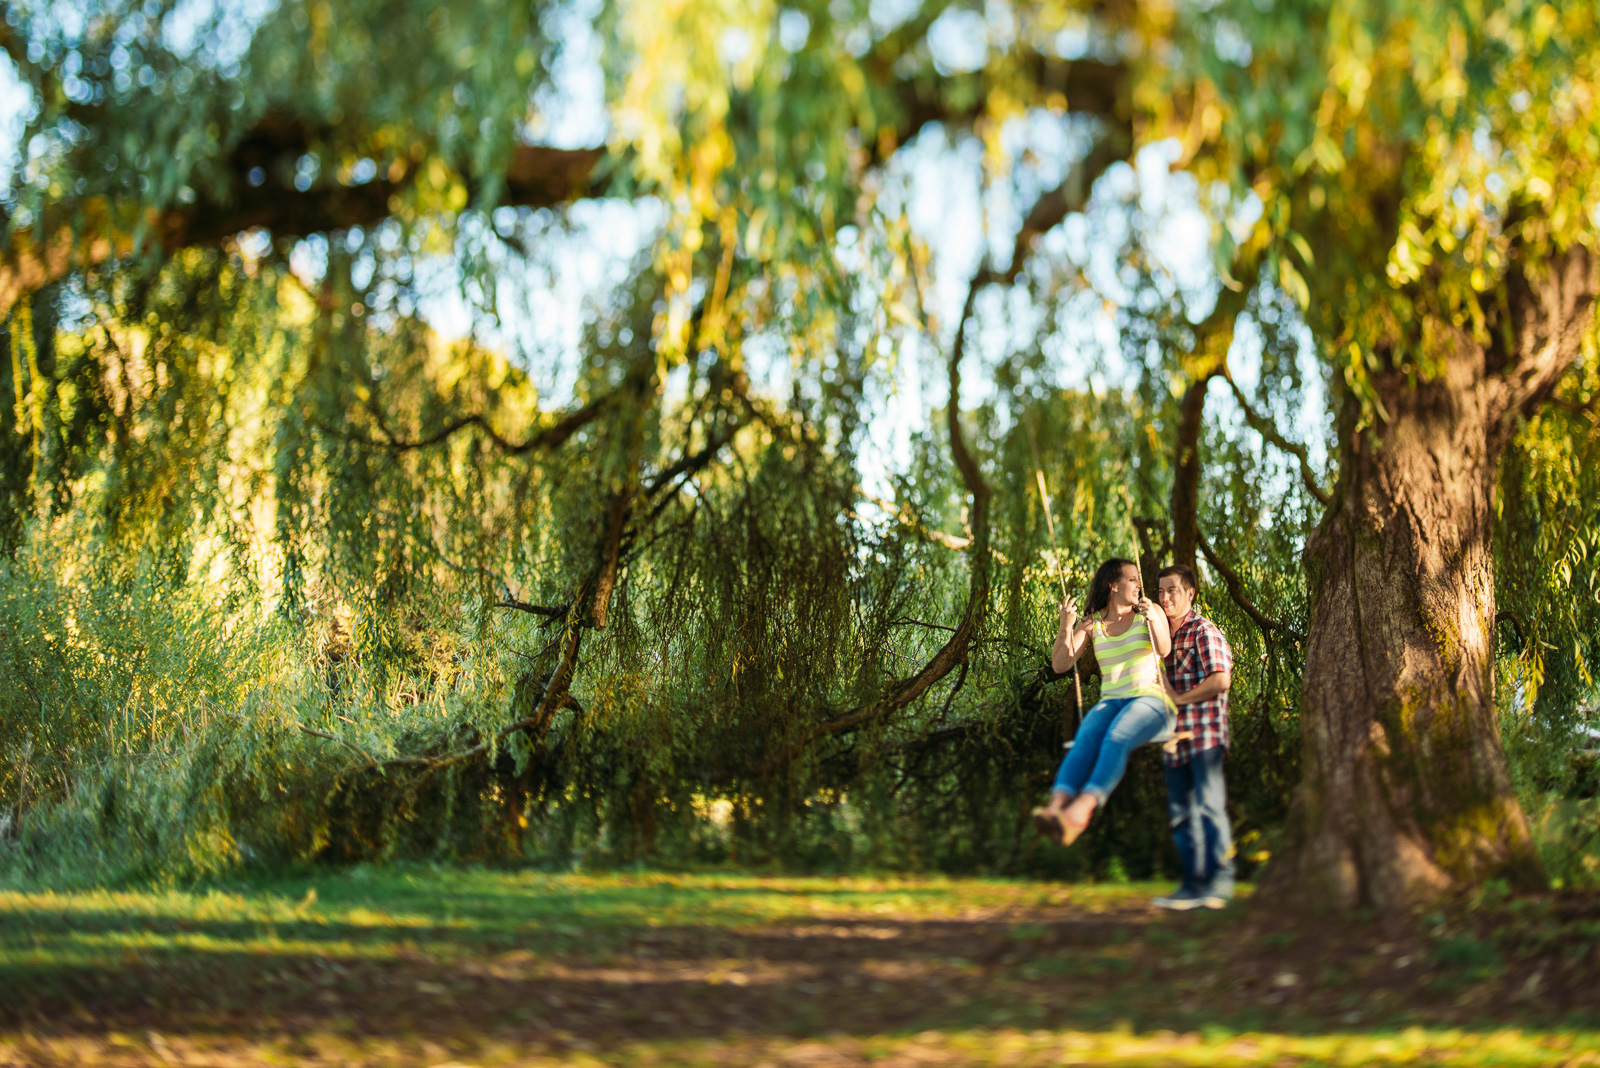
[1162, 609, 1234, 767]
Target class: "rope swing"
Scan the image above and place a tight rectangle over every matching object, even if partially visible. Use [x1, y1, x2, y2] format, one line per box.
[1027, 434, 1189, 757]
[1024, 416, 1081, 714]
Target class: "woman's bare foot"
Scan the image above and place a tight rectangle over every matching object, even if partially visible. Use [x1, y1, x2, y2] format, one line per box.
[1058, 794, 1098, 846]
[1031, 793, 1075, 845]
[1030, 807, 1064, 844]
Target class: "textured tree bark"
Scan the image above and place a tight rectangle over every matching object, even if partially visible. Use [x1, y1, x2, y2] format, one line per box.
[1272, 249, 1597, 911]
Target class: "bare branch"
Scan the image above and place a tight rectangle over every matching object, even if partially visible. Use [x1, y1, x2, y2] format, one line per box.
[496, 598, 567, 618]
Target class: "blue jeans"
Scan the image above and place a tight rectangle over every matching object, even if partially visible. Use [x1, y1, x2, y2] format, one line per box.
[1053, 696, 1172, 804]
[1163, 744, 1234, 898]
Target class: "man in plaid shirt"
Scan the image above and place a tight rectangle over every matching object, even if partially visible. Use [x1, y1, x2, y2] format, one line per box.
[1153, 564, 1235, 910]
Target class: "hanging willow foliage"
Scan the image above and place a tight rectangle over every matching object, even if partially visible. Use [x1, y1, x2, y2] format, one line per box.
[3, 0, 1597, 896]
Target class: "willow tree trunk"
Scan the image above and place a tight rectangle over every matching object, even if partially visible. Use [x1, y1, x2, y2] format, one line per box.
[1271, 250, 1596, 911]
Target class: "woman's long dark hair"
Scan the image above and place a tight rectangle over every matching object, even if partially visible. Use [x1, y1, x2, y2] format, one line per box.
[1087, 557, 1138, 614]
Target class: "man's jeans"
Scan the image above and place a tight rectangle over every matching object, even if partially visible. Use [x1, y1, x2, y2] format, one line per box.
[1163, 744, 1234, 898]
[1053, 696, 1172, 804]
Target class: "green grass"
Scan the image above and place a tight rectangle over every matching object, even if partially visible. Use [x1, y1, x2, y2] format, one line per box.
[1, 869, 1596, 1066]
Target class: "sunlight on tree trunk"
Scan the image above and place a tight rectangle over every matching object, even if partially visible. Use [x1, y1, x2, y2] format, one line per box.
[1275, 250, 1599, 909]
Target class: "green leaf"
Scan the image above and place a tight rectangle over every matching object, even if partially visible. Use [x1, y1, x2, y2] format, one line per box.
[1286, 230, 1315, 268]
[1279, 257, 1311, 310]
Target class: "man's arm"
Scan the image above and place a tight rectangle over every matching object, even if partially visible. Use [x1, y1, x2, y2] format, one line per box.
[1173, 669, 1232, 706]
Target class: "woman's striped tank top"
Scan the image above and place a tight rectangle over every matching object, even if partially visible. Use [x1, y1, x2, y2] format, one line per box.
[1092, 616, 1177, 714]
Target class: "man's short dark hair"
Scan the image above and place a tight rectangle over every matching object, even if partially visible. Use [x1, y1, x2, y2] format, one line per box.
[1157, 563, 1198, 593]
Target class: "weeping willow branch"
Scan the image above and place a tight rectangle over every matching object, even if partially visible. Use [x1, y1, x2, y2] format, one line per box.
[758, 289, 993, 771]
[341, 388, 616, 454]
[644, 414, 748, 504]
[1169, 275, 1257, 570]
[303, 394, 651, 776]
[303, 690, 586, 780]
[1197, 532, 1303, 641]
[1, 23, 1130, 320]
[855, 489, 1017, 560]
[297, 725, 378, 767]
[1221, 371, 1331, 506]
[752, 133, 1130, 773]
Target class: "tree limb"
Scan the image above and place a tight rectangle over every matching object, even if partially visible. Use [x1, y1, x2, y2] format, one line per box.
[3, 23, 1129, 316]
[339, 389, 614, 455]
[980, 134, 1127, 289]
[496, 598, 567, 619]
[1221, 371, 1331, 506]
[1488, 246, 1600, 448]
[758, 271, 995, 770]
[754, 122, 1134, 771]
[1197, 532, 1303, 641]
[644, 416, 746, 502]
[1169, 276, 1257, 569]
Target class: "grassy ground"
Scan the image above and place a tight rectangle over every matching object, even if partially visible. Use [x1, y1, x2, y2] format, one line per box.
[1, 869, 1597, 1066]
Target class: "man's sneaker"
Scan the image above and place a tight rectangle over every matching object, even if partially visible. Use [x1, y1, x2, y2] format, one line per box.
[1200, 895, 1230, 910]
[1152, 890, 1204, 911]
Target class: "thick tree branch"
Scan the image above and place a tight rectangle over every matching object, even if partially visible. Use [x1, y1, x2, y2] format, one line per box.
[3, 31, 1129, 316]
[1488, 246, 1600, 447]
[1168, 278, 1256, 570]
[0, 141, 610, 319]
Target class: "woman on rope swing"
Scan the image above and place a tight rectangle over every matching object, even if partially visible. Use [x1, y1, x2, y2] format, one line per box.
[1033, 557, 1176, 847]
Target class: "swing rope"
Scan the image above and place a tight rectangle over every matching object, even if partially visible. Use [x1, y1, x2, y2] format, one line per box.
[1024, 417, 1081, 714]
[1119, 489, 1169, 694]
[1026, 423, 1187, 763]
[1122, 490, 1188, 751]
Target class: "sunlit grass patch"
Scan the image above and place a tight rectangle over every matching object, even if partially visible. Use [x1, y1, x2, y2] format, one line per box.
[0, 869, 1146, 972]
[1, 1024, 1595, 1067]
